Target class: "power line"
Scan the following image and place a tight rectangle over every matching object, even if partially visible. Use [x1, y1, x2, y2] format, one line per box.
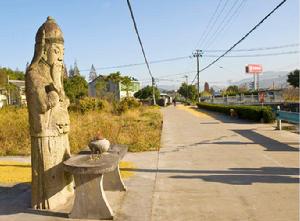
[202, 0, 241, 49]
[79, 56, 190, 72]
[204, 0, 247, 49]
[191, 0, 288, 84]
[195, 0, 224, 48]
[199, 0, 230, 49]
[203, 43, 299, 52]
[78, 42, 297, 73]
[204, 50, 299, 57]
[126, 0, 156, 104]
[126, 0, 153, 79]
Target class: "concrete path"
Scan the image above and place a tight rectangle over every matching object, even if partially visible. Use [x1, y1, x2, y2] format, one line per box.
[0, 105, 299, 221]
[149, 105, 299, 221]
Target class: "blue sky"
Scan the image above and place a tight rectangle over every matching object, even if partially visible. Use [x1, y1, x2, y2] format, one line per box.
[0, 0, 299, 88]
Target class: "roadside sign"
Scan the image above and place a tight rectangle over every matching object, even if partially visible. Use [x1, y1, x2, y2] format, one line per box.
[245, 64, 263, 74]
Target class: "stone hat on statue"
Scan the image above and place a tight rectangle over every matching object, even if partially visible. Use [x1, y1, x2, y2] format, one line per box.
[35, 16, 64, 45]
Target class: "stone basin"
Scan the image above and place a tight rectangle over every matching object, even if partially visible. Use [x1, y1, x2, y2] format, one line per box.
[63, 153, 119, 175]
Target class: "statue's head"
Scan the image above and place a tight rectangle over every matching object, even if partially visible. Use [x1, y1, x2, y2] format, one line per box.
[31, 16, 64, 66]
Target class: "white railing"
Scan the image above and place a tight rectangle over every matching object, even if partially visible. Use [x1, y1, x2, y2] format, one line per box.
[205, 94, 285, 105]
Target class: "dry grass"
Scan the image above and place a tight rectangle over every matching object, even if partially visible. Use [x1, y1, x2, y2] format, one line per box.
[0, 161, 31, 183]
[0, 106, 162, 156]
[0, 161, 135, 184]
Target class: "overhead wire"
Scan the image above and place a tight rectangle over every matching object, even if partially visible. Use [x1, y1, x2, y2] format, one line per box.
[204, 50, 299, 57]
[195, 0, 224, 48]
[78, 43, 297, 73]
[203, 43, 299, 52]
[198, 0, 230, 49]
[126, 0, 154, 79]
[204, 0, 247, 49]
[191, 0, 289, 84]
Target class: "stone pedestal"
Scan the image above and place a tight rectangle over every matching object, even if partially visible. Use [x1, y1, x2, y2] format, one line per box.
[64, 145, 127, 220]
[70, 174, 113, 220]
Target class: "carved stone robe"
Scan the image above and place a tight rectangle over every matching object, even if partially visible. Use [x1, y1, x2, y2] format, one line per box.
[25, 60, 73, 209]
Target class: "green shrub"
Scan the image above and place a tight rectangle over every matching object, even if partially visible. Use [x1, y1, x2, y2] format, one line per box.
[115, 97, 141, 114]
[196, 103, 275, 123]
[71, 97, 109, 113]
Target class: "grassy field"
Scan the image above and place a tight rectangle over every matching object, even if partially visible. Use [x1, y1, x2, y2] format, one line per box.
[0, 106, 162, 156]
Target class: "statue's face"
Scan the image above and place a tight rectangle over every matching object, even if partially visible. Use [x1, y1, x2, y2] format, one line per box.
[46, 43, 64, 66]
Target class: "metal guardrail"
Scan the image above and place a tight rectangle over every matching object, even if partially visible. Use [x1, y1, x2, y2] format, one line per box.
[276, 111, 299, 123]
[276, 110, 299, 130]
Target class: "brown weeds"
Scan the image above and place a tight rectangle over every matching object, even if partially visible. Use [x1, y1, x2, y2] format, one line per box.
[0, 106, 162, 155]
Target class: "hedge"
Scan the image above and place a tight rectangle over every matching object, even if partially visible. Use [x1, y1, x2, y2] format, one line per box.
[196, 103, 275, 123]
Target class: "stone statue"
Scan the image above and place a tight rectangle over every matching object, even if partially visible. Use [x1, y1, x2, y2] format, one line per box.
[25, 16, 73, 209]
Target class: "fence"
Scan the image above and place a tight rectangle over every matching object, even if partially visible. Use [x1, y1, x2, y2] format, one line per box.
[205, 94, 284, 105]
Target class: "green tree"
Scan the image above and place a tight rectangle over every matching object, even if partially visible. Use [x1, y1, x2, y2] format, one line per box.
[287, 69, 299, 88]
[0, 67, 25, 84]
[224, 85, 239, 96]
[63, 75, 88, 103]
[178, 82, 197, 101]
[134, 85, 160, 100]
[106, 72, 123, 83]
[121, 76, 133, 98]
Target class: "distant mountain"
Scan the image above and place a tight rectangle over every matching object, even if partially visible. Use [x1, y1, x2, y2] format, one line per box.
[157, 85, 179, 91]
[233, 71, 290, 89]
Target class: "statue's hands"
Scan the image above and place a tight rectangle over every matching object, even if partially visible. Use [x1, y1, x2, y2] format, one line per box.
[60, 96, 70, 108]
[47, 91, 59, 108]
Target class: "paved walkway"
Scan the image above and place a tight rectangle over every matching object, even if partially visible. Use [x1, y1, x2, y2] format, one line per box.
[120, 105, 299, 221]
[0, 105, 299, 221]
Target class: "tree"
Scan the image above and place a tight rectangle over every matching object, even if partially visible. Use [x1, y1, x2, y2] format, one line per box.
[178, 82, 197, 101]
[287, 69, 299, 88]
[69, 65, 74, 77]
[63, 63, 68, 79]
[121, 76, 133, 98]
[134, 85, 160, 100]
[0, 67, 25, 82]
[63, 75, 88, 103]
[89, 64, 97, 82]
[224, 85, 239, 96]
[106, 72, 122, 83]
[204, 82, 209, 92]
[69, 62, 80, 78]
[73, 61, 80, 76]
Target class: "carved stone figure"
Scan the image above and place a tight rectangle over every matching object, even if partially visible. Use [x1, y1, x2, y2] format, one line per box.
[25, 16, 73, 209]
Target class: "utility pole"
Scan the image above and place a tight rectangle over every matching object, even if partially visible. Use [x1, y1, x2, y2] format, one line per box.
[152, 77, 156, 105]
[193, 49, 202, 102]
[184, 75, 188, 102]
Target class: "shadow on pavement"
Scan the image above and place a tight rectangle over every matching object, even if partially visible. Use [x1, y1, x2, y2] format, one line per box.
[122, 167, 299, 185]
[0, 183, 68, 217]
[170, 174, 299, 185]
[232, 129, 299, 151]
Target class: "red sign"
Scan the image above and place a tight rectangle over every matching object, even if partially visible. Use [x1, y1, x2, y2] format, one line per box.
[245, 64, 263, 74]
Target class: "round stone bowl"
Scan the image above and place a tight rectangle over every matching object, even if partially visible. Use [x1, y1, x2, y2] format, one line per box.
[88, 139, 110, 154]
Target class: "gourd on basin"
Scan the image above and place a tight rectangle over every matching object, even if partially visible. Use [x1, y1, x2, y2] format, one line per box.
[63, 144, 127, 220]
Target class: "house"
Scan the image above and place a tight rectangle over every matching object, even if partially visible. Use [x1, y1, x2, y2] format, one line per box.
[88, 75, 140, 101]
[0, 80, 26, 107]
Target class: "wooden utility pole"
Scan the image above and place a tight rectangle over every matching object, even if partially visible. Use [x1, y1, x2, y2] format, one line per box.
[184, 75, 188, 102]
[152, 77, 156, 105]
[193, 49, 202, 102]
